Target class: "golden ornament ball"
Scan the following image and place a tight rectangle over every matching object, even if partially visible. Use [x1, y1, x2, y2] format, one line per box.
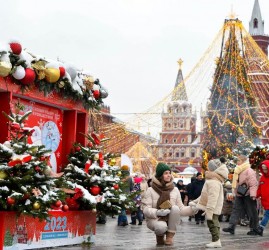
[0, 170, 8, 179]
[33, 201, 41, 210]
[0, 61, 12, 77]
[58, 81, 65, 88]
[117, 171, 122, 176]
[45, 68, 60, 83]
[110, 158, 116, 166]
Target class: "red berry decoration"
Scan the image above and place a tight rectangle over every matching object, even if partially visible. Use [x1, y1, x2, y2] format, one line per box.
[10, 42, 22, 55]
[20, 68, 36, 85]
[113, 184, 119, 190]
[87, 142, 93, 148]
[7, 197, 16, 205]
[59, 66, 66, 78]
[75, 146, 81, 152]
[90, 185, 101, 196]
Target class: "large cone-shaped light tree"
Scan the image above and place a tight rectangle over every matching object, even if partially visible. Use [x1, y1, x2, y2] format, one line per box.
[202, 18, 261, 169]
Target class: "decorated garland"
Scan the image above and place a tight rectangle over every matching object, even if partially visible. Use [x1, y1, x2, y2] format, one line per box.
[0, 40, 108, 110]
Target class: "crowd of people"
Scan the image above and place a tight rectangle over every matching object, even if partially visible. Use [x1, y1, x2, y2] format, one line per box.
[97, 155, 269, 248]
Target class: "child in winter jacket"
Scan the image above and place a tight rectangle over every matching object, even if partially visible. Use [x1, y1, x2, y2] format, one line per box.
[189, 159, 228, 248]
[256, 160, 269, 236]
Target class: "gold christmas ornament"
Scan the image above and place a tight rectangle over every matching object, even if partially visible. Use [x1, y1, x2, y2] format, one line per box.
[33, 201, 41, 210]
[32, 61, 46, 80]
[84, 77, 94, 90]
[0, 61, 12, 77]
[0, 170, 8, 179]
[110, 158, 116, 166]
[58, 81, 65, 88]
[45, 68, 60, 83]
[117, 171, 122, 176]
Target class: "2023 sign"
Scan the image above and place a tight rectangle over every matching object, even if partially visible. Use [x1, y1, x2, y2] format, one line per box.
[44, 216, 67, 231]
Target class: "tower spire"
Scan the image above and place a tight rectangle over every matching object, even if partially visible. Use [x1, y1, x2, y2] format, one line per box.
[249, 0, 264, 35]
[172, 58, 188, 101]
[249, 0, 269, 56]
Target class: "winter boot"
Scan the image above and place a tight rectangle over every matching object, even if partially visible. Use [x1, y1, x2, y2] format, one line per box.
[156, 235, 165, 246]
[165, 232, 175, 245]
[222, 225, 235, 234]
[206, 239, 222, 248]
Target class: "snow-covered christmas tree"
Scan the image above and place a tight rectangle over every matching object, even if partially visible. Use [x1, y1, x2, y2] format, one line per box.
[62, 132, 138, 216]
[0, 103, 66, 220]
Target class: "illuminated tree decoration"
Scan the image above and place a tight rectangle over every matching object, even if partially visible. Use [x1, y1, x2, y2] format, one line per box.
[202, 18, 260, 169]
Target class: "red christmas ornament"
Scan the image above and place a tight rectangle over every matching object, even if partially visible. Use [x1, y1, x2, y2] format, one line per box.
[35, 166, 41, 172]
[10, 123, 21, 130]
[113, 184, 119, 190]
[87, 142, 93, 148]
[75, 146, 81, 152]
[54, 200, 62, 208]
[7, 197, 16, 205]
[22, 155, 32, 163]
[84, 160, 92, 173]
[22, 193, 30, 200]
[98, 152, 104, 167]
[65, 197, 80, 210]
[90, 185, 101, 196]
[10, 42, 22, 55]
[93, 90, 100, 99]
[59, 67, 66, 78]
[91, 132, 101, 145]
[20, 68, 36, 85]
[8, 159, 22, 167]
[62, 204, 69, 211]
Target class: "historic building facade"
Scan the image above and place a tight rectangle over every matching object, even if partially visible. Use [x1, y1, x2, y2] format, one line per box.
[154, 60, 204, 173]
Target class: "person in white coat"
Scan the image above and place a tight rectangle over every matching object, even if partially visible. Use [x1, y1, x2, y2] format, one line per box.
[190, 159, 228, 248]
[141, 162, 197, 246]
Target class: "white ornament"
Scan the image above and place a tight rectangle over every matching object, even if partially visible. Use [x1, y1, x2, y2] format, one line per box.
[12, 65, 25, 80]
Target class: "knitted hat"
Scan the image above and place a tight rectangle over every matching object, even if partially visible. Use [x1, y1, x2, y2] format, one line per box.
[196, 172, 202, 177]
[208, 159, 222, 171]
[155, 162, 171, 178]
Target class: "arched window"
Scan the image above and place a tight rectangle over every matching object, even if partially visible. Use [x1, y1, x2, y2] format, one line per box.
[191, 148, 196, 158]
[254, 18, 258, 28]
[180, 148, 185, 157]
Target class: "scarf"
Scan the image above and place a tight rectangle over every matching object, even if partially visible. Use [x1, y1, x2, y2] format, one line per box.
[151, 176, 174, 221]
[232, 161, 250, 189]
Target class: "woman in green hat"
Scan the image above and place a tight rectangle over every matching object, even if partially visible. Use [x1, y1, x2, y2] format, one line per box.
[141, 162, 197, 246]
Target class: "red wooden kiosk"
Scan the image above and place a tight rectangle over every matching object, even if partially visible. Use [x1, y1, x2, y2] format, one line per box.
[0, 76, 96, 249]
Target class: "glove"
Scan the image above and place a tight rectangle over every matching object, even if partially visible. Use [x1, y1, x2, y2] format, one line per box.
[188, 201, 197, 207]
[189, 204, 199, 214]
[156, 209, 170, 217]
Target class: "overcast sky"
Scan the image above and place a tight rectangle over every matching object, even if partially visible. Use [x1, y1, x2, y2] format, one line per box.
[1, 0, 269, 119]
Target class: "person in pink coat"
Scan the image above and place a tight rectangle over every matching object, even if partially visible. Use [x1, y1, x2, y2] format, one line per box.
[256, 160, 269, 235]
[223, 155, 260, 235]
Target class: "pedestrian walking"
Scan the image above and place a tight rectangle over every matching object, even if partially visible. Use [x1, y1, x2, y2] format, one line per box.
[141, 162, 197, 246]
[189, 158, 228, 248]
[189, 172, 205, 224]
[176, 179, 187, 205]
[222, 155, 260, 235]
[220, 180, 233, 222]
[256, 160, 269, 236]
[118, 165, 133, 226]
[130, 173, 148, 225]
